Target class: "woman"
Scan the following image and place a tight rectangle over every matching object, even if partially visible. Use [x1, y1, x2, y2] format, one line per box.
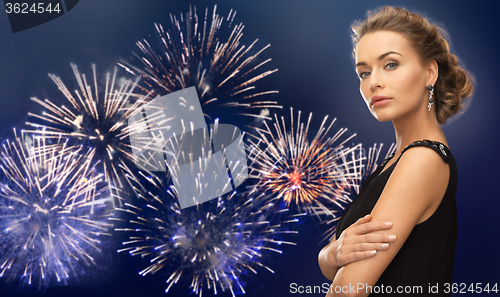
[318, 6, 474, 297]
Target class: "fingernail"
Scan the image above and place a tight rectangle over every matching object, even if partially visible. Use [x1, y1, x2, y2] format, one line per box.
[370, 250, 377, 255]
[385, 222, 392, 226]
[381, 243, 389, 248]
[388, 235, 396, 240]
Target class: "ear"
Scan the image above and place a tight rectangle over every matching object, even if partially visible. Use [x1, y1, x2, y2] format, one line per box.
[427, 60, 438, 85]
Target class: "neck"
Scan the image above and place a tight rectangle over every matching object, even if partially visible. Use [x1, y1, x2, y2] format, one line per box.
[391, 104, 445, 154]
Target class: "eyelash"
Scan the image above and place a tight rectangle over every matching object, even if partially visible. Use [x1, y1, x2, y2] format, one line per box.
[358, 62, 399, 79]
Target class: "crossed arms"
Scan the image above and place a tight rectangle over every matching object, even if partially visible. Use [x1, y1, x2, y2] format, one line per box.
[318, 147, 450, 297]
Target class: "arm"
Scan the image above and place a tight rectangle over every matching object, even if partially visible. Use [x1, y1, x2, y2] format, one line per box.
[325, 147, 450, 297]
[318, 215, 394, 282]
[318, 237, 340, 281]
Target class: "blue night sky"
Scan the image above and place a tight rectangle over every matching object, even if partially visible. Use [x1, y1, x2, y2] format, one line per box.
[0, 1, 499, 296]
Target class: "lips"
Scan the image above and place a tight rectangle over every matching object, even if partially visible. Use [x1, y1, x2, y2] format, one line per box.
[370, 95, 392, 106]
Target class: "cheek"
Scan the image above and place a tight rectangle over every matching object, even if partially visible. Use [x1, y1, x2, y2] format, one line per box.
[392, 70, 423, 100]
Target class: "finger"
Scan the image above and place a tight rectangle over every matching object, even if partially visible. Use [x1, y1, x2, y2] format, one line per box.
[363, 233, 397, 243]
[348, 233, 397, 244]
[352, 220, 393, 235]
[352, 214, 372, 227]
[341, 250, 378, 266]
[341, 242, 390, 254]
[342, 215, 371, 239]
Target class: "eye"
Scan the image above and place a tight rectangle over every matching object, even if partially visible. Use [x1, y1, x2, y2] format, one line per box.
[357, 61, 398, 79]
[385, 61, 398, 69]
[358, 71, 369, 79]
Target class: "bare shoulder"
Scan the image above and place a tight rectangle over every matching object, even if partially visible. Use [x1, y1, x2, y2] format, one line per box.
[372, 146, 450, 226]
[398, 145, 450, 188]
[398, 145, 450, 174]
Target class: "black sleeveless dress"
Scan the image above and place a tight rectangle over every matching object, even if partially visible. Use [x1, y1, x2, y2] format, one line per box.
[335, 139, 457, 296]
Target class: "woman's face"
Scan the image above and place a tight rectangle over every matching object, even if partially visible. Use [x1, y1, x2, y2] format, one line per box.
[355, 30, 430, 122]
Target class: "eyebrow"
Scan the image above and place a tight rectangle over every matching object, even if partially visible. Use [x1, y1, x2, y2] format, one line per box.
[355, 51, 403, 67]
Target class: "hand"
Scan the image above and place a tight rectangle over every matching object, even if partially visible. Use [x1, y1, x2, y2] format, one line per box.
[333, 214, 397, 267]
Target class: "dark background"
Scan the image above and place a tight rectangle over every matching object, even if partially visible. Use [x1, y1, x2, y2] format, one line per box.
[0, 0, 498, 296]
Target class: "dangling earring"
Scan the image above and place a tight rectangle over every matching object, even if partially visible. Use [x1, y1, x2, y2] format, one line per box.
[427, 84, 434, 111]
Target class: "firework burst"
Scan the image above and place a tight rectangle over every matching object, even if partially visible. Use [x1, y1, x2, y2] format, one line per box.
[25, 64, 153, 206]
[113, 167, 300, 296]
[0, 130, 113, 290]
[118, 5, 281, 134]
[247, 108, 364, 219]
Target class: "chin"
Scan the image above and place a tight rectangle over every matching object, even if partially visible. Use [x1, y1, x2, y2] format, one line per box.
[371, 111, 393, 122]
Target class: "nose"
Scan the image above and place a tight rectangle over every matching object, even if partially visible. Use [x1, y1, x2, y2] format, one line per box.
[368, 69, 384, 91]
